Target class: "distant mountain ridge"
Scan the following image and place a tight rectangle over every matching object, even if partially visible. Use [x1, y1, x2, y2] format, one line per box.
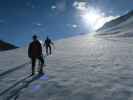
[0, 40, 18, 51]
[97, 10, 133, 32]
[96, 10, 133, 37]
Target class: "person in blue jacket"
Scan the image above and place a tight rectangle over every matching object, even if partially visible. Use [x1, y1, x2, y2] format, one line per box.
[44, 36, 54, 56]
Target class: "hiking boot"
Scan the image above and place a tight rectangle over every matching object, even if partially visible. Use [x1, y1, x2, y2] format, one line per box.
[31, 72, 35, 76]
[38, 71, 44, 75]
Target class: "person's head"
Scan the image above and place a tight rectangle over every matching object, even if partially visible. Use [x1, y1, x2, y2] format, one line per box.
[32, 35, 37, 41]
[46, 36, 48, 39]
[46, 36, 50, 40]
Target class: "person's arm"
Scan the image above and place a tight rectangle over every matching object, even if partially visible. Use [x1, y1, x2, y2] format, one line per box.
[51, 41, 55, 49]
[40, 42, 43, 55]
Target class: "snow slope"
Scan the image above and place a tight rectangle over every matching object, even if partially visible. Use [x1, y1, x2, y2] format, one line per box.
[1, 34, 133, 100]
[96, 10, 133, 37]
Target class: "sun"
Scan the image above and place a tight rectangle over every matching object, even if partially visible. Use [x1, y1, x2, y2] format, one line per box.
[74, 1, 118, 32]
[80, 8, 106, 31]
[80, 8, 119, 31]
[82, 11, 103, 30]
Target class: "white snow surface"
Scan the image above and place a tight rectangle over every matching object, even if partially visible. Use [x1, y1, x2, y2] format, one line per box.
[1, 35, 133, 100]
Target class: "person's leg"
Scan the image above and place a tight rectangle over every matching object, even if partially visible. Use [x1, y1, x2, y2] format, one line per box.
[38, 56, 44, 74]
[31, 58, 36, 75]
[49, 45, 52, 55]
[46, 46, 49, 56]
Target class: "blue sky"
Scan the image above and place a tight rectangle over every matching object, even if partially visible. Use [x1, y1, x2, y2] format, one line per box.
[0, 0, 133, 46]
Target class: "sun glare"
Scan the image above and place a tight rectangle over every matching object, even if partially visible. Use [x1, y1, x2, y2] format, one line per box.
[77, 6, 117, 31]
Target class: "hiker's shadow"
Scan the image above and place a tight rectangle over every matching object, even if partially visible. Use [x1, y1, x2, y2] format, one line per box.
[3, 74, 45, 100]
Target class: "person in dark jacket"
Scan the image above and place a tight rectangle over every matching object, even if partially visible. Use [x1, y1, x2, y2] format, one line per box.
[44, 36, 54, 56]
[28, 35, 44, 75]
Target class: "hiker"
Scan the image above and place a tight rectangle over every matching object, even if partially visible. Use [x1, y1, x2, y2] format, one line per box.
[28, 35, 44, 75]
[44, 36, 54, 56]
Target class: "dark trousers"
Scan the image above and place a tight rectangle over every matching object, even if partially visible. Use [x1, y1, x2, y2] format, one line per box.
[46, 45, 51, 55]
[31, 56, 44, 74]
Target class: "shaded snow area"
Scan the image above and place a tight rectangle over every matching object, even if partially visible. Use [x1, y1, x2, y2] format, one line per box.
[1, 35, 133, 100]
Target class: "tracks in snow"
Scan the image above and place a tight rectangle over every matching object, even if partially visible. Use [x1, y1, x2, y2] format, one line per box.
[0, 62, 30, 78]
[0, 62, 31, 99]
